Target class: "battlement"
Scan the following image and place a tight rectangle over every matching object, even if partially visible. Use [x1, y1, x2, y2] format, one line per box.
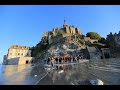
[10, 45, 31, 50]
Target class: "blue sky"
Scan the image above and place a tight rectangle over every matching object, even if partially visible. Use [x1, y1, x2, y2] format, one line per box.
[0, 5, 120, 64]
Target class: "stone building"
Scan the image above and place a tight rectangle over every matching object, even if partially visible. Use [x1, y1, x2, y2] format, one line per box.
[86, 46, 102, 59]
[113, 31, 120, 46]
[84, 37, 98, 44]
[106, 32, 116, 48]
[2, 55, 7, 65]
[3, 45, 34, 65]
[106, 31, 120, 54]
[7, 45, 31, 59]
[101, 48, 110, 58]
[106, 31, 120, 47]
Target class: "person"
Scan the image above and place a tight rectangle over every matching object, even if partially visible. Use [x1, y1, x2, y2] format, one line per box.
[59, 57, 62, 64]
[51, 58, 54, 67]
[44, 60, 46, 64]
[77, 56, 79, 63]
[75, 57, 77, 62]
[62, 57, 65, 64]
[73, 57, 75, 62]
[71, 56, 73, 63]
[51, 61, 53, 66]
[47, 57, 50, 65]
[55, 57, 58, 64]
[69, 56, 72, 63]
[65, 57, 67, 63]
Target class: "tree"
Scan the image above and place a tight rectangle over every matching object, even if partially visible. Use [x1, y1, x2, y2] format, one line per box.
[76, 33, 82, 40]
[86, 32, 101, 39]
[98, 37, 106, 44]
[82, 35, 85, 38]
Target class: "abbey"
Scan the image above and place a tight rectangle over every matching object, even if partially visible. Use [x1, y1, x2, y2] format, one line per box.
[42, 20, 82, 45]
[44, 20, 82, 35]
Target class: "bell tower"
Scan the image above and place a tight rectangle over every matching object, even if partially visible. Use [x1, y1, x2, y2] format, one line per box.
[63, 18, 69, 28]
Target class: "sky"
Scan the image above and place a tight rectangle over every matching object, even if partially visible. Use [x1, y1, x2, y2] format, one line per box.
[0, 5, 120, 64]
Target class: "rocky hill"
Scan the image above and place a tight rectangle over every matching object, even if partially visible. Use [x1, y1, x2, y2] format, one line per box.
[31, 20, 105, 62]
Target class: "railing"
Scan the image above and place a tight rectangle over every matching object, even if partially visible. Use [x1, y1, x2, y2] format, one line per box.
[44, 58, 89, 66]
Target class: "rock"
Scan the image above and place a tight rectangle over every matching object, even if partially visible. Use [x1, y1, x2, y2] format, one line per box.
[58, 70, 64, 74]
[90, 79, 104, 85]
[34, 75, 37, 77]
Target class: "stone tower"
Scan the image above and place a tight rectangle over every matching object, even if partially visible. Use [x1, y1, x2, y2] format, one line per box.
[63, 19, 70, 34]
[63, 19, 68, 27]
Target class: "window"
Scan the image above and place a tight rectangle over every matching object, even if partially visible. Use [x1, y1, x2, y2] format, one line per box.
[27, 53, 29, 56]
[18, 53, 20, 55]
[21, 53, 23, 56]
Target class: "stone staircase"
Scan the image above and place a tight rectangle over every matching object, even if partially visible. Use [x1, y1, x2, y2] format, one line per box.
[87, 46, 101, 59]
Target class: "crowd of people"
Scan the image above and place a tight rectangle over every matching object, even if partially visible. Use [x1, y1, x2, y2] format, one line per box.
[44, 56, 84, 66]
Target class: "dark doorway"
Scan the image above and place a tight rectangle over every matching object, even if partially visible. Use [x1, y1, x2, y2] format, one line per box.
[101, 56, 103, 59]
[26, 60, 29, 64]
[31, 60, 33, 63]
[104, 53, 110, 58]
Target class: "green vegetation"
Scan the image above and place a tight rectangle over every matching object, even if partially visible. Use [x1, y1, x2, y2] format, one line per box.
[98, 37, 106, 44]
[31, 38, 49, 57]
[91, 42, 107, 50]
[76, 33, 83, 40]
[55, 29, 65, 36]
[86, 32, 101, 39]
[79, 39, 85, 45]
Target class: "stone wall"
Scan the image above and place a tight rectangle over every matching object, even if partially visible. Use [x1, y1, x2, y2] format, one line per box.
[69, 26, 76, 34]
[84, 37, 98, 43]
[86, 46, 101, 59]
[90, 39, 98, 43]
[100, 48, 109, 58]
[18, 57, 34, 65]
[84, 37, 91, 42]
[6, 57, 34, 65]
[7, 57, 19, 65]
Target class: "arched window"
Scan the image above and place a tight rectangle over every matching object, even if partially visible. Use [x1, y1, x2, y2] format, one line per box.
[21, 53, 23, 56]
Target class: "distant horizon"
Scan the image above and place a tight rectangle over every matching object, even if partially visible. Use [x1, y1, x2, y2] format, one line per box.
[1, 5, 120, 64]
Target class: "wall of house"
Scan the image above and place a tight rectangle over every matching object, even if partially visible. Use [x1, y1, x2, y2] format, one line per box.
[18, 57, 34, 65]
[7, 48, 31, 59]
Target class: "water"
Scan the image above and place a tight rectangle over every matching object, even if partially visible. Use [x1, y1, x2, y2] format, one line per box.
[0, 60, 120, 85]
[0, 64, 48, 85]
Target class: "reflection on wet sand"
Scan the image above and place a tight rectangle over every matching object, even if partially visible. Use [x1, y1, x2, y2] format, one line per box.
[1, 59, 120, 85]
[0, 64, 32, 85]
[38, 63, 91, 85]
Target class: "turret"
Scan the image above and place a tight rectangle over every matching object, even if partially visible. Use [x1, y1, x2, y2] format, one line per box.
[63, 18, 69, 28]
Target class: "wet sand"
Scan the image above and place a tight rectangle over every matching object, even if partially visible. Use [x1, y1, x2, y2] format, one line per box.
[0, 60, 120, 85]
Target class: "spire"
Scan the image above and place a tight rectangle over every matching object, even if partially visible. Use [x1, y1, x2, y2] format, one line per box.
[64, 17, 66, 24]
[63, 17, 68, 27]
